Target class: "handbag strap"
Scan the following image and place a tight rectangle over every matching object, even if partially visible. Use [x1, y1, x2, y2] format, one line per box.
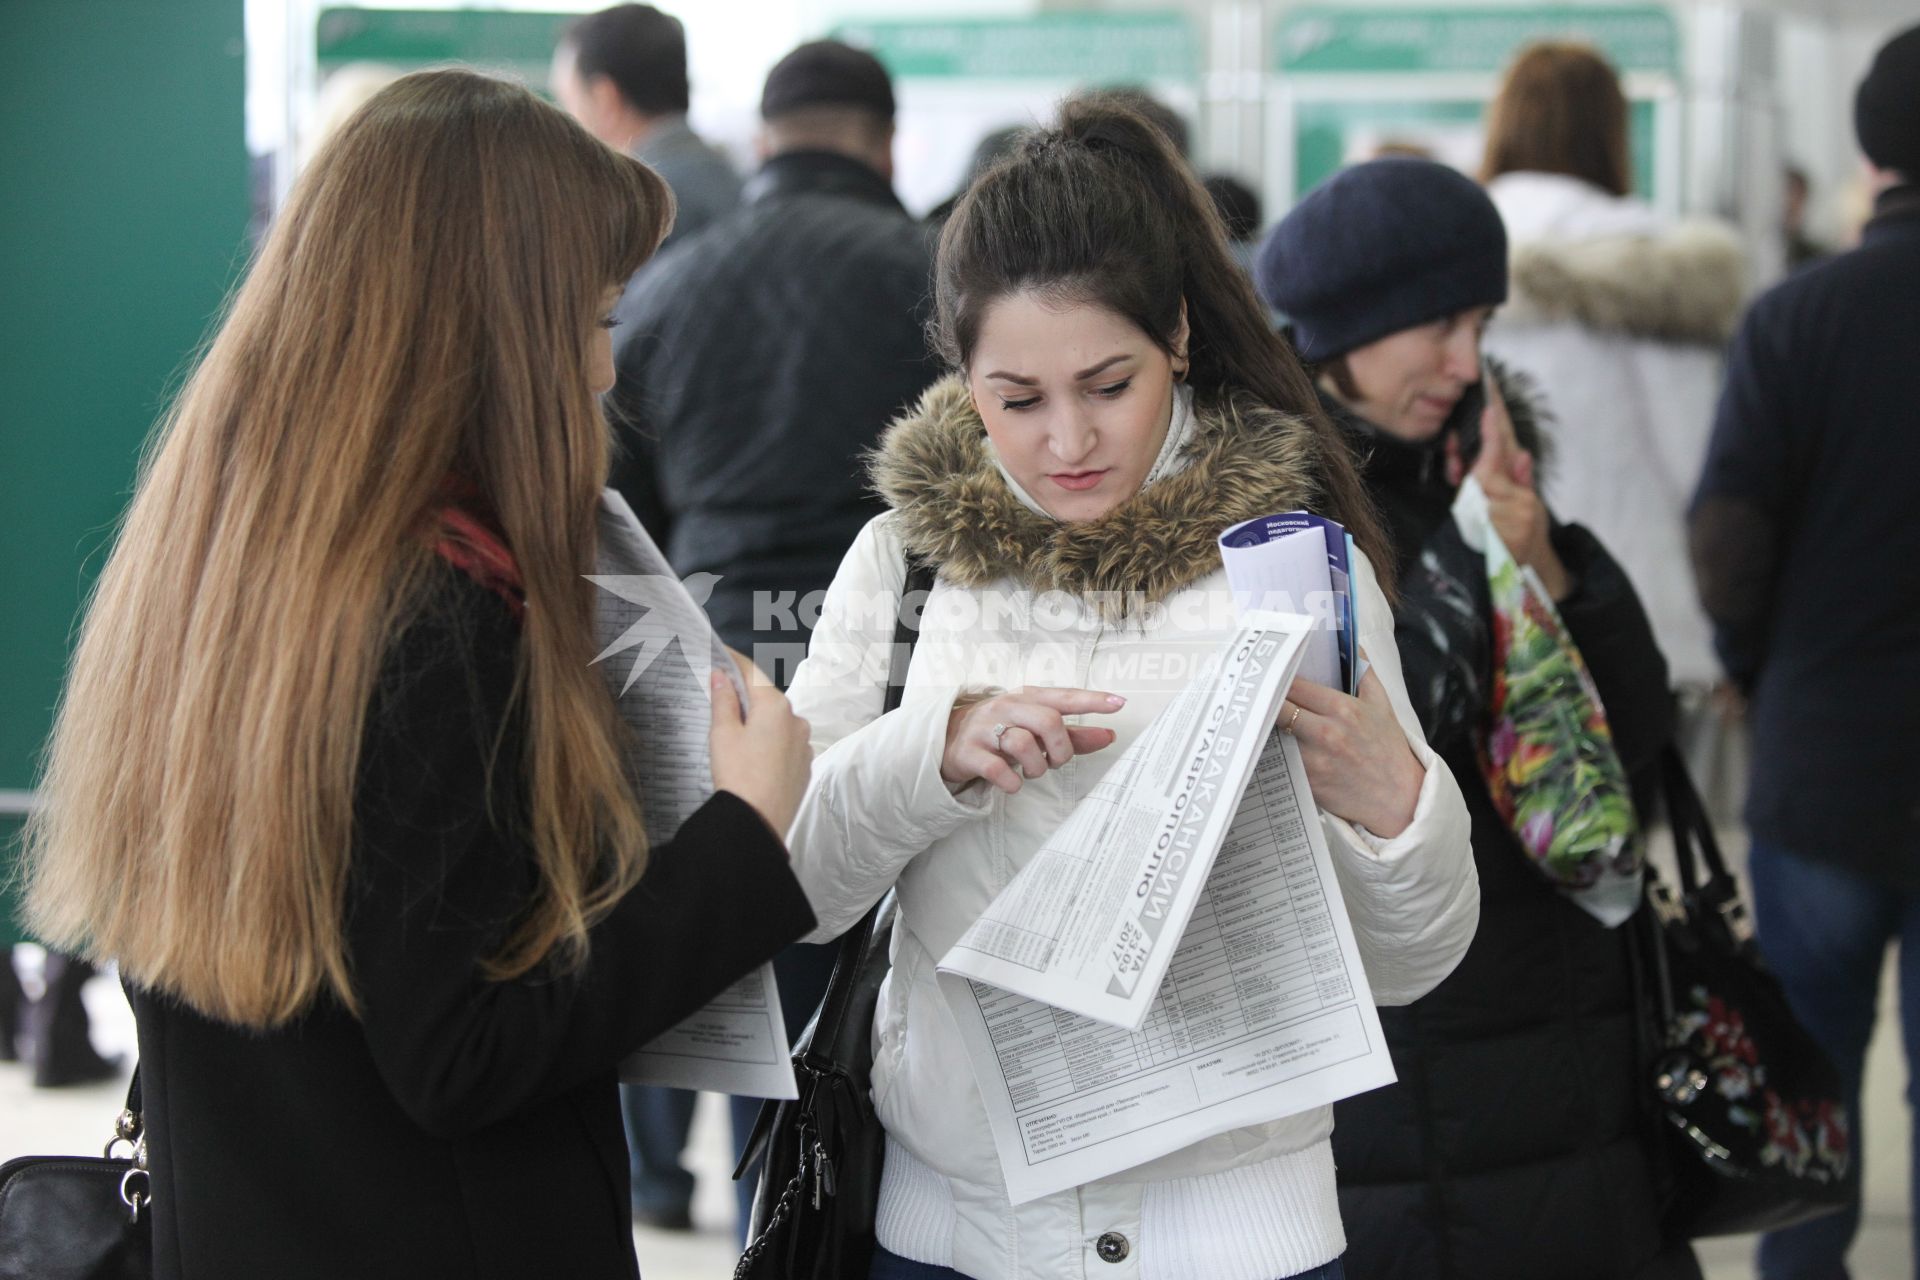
[799, 555, 934, 1070]
[1659, 743, 1742, 906]
[1655, 741, 1753, 962]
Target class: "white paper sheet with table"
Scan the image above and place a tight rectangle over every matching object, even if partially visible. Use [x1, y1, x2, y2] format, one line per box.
[938, 614, 1316, 1032]
[936, 613, 1395, 1204]
[590, 490, 797, 1100]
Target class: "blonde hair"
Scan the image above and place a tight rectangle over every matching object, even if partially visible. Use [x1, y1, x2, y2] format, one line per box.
[22, 70, 671, 1028]
[1481, 41, 1633, 197]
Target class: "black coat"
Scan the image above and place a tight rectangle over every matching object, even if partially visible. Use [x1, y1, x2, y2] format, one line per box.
[130, 566, 815, 1280]
[1323, 380, 1692, 1279]
[607, 149, 941, 681]
[1690, 185, 1920, 884]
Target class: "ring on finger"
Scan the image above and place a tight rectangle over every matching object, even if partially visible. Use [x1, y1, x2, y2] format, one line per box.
[990, 721, 1010, 748]
[1283, 705, 1303, 736]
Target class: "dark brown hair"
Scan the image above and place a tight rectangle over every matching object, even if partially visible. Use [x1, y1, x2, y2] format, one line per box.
[561, 4, 689, 117]
[1481, 41, 1632, 197]
[933, 94, 1393, 593]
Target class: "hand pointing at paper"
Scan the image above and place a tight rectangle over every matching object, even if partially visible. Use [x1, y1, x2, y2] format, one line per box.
[942, 687, 1125, 795]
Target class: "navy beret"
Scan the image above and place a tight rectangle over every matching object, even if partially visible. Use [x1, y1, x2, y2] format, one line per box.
[1255, 158, 1509, 363]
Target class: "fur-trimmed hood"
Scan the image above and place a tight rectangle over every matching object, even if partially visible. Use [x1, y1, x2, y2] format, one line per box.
[867, 376, 1328, 607]
[1489, 172, 1748, 346]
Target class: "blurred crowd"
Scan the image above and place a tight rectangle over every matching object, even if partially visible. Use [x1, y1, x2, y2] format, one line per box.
[6, 7, 1915, 1280]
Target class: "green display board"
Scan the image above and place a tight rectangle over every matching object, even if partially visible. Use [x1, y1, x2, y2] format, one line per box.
[0, 0, 250, 942]
[1292, 97, 1658, 200]
[1276, 5, 1680, 75]
[2, 817, 22, 948]
[317, 7, 584, 80]
[834, 13, 1198, 81]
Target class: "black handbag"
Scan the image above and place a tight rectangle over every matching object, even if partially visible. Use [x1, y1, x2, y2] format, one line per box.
[732, 558, 933, 1280]
[1647, 746, 1852, 1238]
[0, 1068, 151, 1280]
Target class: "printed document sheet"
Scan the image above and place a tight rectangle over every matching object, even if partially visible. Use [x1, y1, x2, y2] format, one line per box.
[936, 621, 1395, 1202]
[592, 490, 796, 1099]
[939, 615, 1313, 1032]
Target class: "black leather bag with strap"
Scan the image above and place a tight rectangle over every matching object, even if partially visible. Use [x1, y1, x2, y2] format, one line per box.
[733, 557, 934, 1280]
[1646, 745, 1853, 1238]
[0, 1068, 150, 1280]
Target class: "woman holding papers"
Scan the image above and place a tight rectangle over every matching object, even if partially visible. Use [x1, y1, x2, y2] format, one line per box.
[784, 98, 1478, 1280]
[1259, 159, 1691, 1279]
[19, 72, 816, 1280]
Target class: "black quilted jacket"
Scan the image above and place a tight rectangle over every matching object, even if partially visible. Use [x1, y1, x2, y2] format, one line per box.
[1321, 377, 1698, 1280]
[607, 150, 939, 682]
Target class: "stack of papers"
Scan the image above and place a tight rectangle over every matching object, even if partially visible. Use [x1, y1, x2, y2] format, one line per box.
[931, 514, 1394, 1202]
[592, 490, 798, 1101]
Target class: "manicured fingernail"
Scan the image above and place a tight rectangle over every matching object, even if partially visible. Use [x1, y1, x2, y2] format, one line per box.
[1107, 694, 1126, 707]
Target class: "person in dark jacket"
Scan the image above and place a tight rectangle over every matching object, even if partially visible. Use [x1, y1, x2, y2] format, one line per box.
[552, 4, 742, 251]
[609, 38, 937, 681]
[17, 71, 817, 1280]
[1259, 158, 1693, 1280]
[1689, 24, 1920, 1277]
[606, 37, 939, 1235]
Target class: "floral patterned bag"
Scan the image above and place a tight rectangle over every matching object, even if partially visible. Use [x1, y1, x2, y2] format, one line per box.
[1454, 478, 1643, 922]
[1649, 745, 1851, 1238]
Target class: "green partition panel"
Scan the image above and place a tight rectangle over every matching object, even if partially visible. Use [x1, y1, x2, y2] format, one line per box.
[0, 1, 249, 938]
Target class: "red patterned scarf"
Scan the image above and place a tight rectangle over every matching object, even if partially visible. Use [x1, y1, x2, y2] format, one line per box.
[432, 478, 526, 622]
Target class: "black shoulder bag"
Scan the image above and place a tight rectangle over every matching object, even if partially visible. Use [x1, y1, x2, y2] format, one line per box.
[732, 557, 934, 1280]
[1647, 745, 1853, 1238]
[0, 1067, 151, 1279]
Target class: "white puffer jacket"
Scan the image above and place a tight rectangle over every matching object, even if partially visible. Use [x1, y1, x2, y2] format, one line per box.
[784, 378, 1479, 1280]
[1484, 171, 1748, 686]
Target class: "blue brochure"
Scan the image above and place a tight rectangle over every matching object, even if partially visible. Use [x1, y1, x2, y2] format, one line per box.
[1217, 512, 1359, 694]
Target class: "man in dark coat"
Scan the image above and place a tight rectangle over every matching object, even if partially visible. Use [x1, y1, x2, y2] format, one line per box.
[551, 5, 741, 252]
[1689, 23, 1920, 1277]
[605, 38, 938, 1236]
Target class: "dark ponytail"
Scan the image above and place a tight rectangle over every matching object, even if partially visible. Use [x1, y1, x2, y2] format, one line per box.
[933, 94, 1393, 596]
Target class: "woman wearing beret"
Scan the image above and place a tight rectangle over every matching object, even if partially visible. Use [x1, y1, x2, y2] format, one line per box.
[1257, 159, 1696, 1280]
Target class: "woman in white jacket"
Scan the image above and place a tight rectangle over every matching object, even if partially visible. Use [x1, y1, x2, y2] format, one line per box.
[782, 98, 1478, 1280]
[1477, 42, 1748, 797]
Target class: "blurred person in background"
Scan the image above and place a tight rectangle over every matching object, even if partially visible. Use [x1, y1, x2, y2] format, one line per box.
[19, 71, 816, 1280]
[1782, 163, 1830, 271]
[1261, 158, 1692, 1280]
[1477, 42, 1747, 812]
[606, 37, 939, 1237]
[1204, 171, 1264, 275]
[552, 3, 740, 251]
[924, 124, 1029, 226]
[0, 945, 119, 1086]
[1690, 24, 1920, 1279]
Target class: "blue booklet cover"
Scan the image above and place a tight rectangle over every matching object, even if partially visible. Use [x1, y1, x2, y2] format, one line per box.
[1217, 512, 1358, 694]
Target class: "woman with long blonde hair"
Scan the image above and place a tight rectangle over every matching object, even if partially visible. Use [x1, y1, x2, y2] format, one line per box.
[21, 69, 815, 1280]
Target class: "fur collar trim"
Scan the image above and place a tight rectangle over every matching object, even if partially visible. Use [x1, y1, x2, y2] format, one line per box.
[868, 376, 1326, 609]
[1504, 221, 1748, 345]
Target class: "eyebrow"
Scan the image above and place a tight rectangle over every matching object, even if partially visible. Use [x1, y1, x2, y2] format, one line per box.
[983, 354, 1133, 386]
